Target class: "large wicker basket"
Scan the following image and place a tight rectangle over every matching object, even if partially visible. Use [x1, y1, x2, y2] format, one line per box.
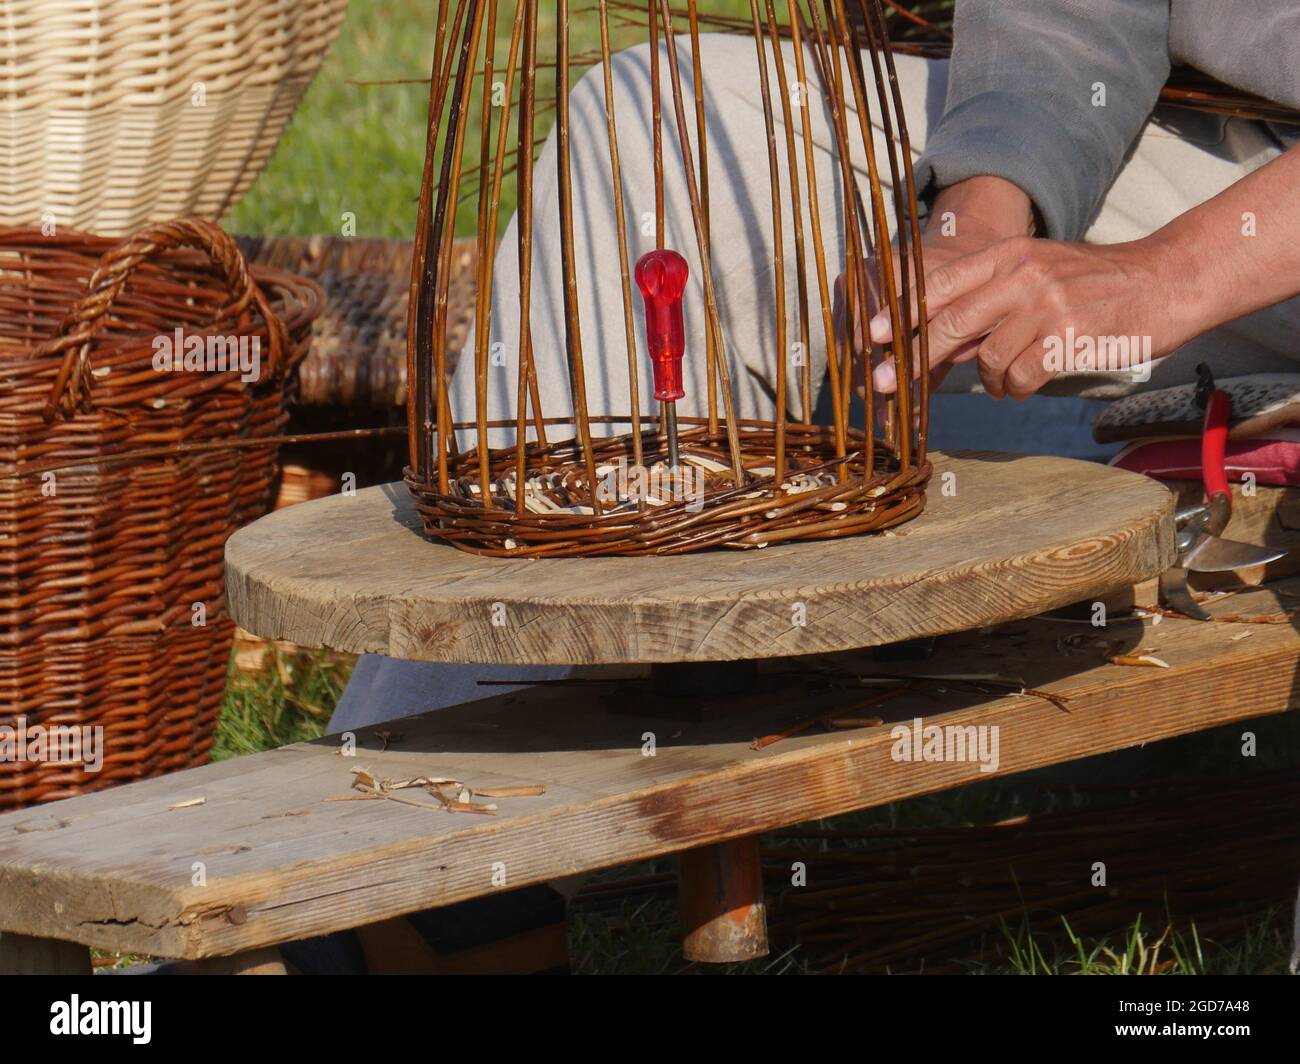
[0, 0, 350, 235]
[0, 218, 323, 809]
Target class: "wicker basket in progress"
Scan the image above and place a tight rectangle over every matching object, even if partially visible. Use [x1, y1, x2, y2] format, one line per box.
[0, 0, 349, 235]
[407, 0, 933, 557]
[0, 218, 323, 809]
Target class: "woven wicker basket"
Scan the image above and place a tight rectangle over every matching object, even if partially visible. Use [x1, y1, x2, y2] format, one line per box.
[0, 0, 349, 235]
[0, 218, 323, 809]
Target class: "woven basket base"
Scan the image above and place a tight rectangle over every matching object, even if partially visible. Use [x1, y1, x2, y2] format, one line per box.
[408, 423, 930, 557]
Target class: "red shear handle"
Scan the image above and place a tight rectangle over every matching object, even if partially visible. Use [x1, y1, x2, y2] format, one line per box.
[1201, 387, 1231, 507]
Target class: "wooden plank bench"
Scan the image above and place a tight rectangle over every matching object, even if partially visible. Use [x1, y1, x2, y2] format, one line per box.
[2, 578, 1297, 971]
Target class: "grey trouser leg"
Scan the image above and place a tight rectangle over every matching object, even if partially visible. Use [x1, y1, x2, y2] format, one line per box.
[328, 657, 574, 734]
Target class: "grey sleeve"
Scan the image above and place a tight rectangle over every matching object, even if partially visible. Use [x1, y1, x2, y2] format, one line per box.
[912, 0, 1171, 241]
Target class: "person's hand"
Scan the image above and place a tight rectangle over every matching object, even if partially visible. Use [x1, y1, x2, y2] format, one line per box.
[867, 143, 1300, 402]
[869, 235, 1194, 400]
[833, 175, 1036, 400]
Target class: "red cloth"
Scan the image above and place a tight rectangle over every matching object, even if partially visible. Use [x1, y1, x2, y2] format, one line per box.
[1109, 429, 1300, 486]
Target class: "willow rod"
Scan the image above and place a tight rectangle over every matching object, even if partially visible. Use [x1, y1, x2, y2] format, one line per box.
[514, 1, 548, 514]
[867, 0, 931, 459]
[471, 0, 502, 499]
[598, 0, 645, 473]
[685, 0, 719, 434]
[648, 0, 665, 250]
[430, 0, 485, 492]
[854, 0, 915, 459]
[408, 0, 470, 485]
[745, 0, 790, 483]
[789, 0, 848, 472]
[808, 0, 874, 474]
[763, 0, 813, 427]
[554, 0, 605, 514]
[830, 0, 902, 468]
[844, 1, 914, 464]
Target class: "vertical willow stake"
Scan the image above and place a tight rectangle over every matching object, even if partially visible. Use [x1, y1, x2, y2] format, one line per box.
[513, 0, 540, 514]
[599, 0, 645, 472]
[555, 0, 604, 515]
[747, 0, 789, 484]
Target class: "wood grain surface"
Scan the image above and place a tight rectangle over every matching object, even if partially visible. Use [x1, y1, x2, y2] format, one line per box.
[2, 580, 1296, 959]
[226, 451, 1175, 664]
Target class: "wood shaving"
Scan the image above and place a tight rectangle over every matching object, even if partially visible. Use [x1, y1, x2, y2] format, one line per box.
[472, 785, 546, 798]
[338, 767, 543, 815]
[1109, 653, 1170, 669]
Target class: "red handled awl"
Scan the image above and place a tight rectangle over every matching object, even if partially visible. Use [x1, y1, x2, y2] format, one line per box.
[635, 249, 689, 468]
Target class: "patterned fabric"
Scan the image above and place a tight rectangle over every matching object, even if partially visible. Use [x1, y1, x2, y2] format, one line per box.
[1093, 374, 1300, 443]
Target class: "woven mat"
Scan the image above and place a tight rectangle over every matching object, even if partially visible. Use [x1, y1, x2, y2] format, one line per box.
[238, 235, 477, 408]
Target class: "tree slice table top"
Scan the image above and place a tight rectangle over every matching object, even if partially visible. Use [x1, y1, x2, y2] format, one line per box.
[226, 451, 1175, 665]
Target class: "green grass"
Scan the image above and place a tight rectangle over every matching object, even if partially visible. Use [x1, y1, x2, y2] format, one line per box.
[229, 0, 435, 238]
[567, 897, 1295, 975]
[229, 0, 756, 239]
[215, 649, 351, 760]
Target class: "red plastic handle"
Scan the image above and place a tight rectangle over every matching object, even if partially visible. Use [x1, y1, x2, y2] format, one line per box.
[635, 249, 689, 402]
[1201, 387, 1231, 504]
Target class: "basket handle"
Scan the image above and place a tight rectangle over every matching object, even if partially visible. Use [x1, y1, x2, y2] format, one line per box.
[41, 217, 289, 420]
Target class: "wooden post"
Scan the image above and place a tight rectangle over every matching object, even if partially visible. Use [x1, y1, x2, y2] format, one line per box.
[654, 658, 768, 963]
[677, 835, 768, 963]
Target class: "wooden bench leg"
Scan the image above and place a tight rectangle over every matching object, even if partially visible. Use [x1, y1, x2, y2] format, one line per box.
[0, 932, 92, 975]
[677, 835, 769, 964]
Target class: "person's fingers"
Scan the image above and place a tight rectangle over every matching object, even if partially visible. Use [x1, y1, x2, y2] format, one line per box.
[1001, 342, 1058, 400]
[868, 329, 977, 392]
[874, 241, 925, 339]
[870, 237, 1035, 345]
[865, 246, 928, 345]
[972, 316, 1042, 399]
[916, 276, 1026, 371]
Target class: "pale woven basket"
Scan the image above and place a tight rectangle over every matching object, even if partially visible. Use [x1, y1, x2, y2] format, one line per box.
[0, 0, 349, 236]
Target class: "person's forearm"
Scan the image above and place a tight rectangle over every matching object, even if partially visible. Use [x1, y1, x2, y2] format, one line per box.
[928, 176, 1037, 244]
[1143, 143, 1300, 345]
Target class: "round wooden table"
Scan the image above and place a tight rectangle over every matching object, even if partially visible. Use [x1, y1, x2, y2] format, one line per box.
[227, 450, 1174, 962]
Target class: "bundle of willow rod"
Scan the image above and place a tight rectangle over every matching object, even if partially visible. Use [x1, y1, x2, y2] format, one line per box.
[406, 0, 932, 556]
